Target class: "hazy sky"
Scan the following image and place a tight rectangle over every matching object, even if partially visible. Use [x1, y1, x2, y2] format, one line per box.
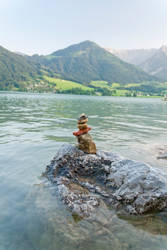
[0, 0, 167, 55]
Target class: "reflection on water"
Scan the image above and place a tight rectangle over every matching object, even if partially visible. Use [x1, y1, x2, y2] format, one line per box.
[0, 92, 167, 250]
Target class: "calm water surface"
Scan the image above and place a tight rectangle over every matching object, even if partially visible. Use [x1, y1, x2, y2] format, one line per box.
[0, 92, 167, 250]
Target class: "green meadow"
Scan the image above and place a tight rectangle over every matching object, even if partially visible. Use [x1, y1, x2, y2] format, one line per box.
[43, 77, 167, 97]
[44, 76, 95, 95]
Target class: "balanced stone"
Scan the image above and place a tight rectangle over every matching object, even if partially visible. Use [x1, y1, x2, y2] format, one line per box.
[77, 123, 88, 130]
[78, 113, 88, 124]
[77, 133, 96, 154]
[78, 118, 88, 124]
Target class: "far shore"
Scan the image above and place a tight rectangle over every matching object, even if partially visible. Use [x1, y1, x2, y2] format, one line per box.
[0, 90, 163, 99]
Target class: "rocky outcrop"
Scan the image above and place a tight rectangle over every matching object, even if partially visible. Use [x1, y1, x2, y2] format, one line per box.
[44, 144, 167, 217]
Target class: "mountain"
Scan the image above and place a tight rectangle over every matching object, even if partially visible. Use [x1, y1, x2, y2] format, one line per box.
[139, 46, 167, 81]
[0, 46, 42, 90]
[32, 41, 156, 84]
[106, 48, 157, 65]
[0, 41, 161, 95]
[106, 46, 167, 81]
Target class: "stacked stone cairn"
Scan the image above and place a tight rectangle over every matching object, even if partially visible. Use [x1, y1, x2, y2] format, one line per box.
[73, 113, 96, 154]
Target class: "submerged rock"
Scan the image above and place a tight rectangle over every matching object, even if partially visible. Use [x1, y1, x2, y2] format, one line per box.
[157, 153, 167, 160]
[44, 144, 167, 217]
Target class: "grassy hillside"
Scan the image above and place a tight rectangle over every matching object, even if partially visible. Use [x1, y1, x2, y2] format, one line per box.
[43, 77, 167, 97]
[0, 46, 43, 91]
[88, 80, 167, 97]
[32, 41, 156, 84]
[43, 76, 95, 95]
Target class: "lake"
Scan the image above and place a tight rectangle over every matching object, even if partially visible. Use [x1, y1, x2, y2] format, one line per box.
[0, 92, 167, 250]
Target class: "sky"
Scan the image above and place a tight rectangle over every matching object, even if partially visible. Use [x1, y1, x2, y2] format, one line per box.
[0, 0, 167, 55]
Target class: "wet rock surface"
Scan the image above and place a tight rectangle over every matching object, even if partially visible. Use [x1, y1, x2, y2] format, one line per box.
[44, 144, 167, 217]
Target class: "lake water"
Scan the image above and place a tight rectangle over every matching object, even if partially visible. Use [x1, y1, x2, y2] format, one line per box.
[0, 92, 167, 250]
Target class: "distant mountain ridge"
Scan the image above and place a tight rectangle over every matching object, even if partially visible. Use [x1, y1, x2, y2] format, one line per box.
[31, 40, 155, 84]
[106, 48, 157, 65]
[139, 46, 167, 81]
[106, 46, 167, 81]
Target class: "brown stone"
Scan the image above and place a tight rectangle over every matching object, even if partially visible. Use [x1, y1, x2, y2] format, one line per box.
[77, 123, 88, 130]
[77, 133, 96, 154]
[78, 118, 88, 124]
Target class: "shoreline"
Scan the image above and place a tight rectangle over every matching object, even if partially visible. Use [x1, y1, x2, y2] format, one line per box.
[0, 90, 163, 98]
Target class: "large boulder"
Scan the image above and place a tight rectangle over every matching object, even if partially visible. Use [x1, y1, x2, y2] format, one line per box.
[44, 144, 167, 217]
